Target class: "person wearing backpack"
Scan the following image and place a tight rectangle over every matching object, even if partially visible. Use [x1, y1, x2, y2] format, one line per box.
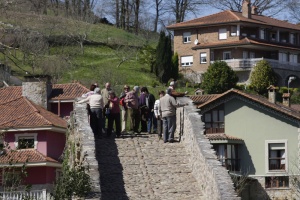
[119, 85, 130, 134]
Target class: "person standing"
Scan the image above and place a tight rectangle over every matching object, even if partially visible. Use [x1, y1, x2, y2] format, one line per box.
[107, 91, 121, 138]
[159, 88, 187, 143]
[141, 87, 156, 134]
[169, 81, 188, 98]
[119, 85, 130, 133]
[101, 82, 112, 133]
[154, 90, 165, 139]
[124, 86, 140, 133]
[77, 87, 104, 138]
[82, 84, 97, 123]
[139, 87, 148, 132]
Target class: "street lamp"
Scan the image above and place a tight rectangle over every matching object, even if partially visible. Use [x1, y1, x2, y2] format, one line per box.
[288, 76, 296, 94]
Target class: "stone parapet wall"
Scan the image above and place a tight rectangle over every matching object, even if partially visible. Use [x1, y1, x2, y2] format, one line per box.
[177, 97, 240, 200]
[72, 101, 101, 199]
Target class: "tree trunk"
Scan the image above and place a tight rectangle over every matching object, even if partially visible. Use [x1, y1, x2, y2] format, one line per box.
[134, 0, 140, 35]
[126, 0, 130, 31]
[120, 0, 126, 29]
[116, 0, 120, 27]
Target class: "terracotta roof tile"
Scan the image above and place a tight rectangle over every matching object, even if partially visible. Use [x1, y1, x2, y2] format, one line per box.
[0, 86, 22, 104]
[205, 133, 243, 141]
[167, 10, 300, 31]
[0, 97, 67, 129]
[50, 83, 89, 100]
[190, 94, 221, 104]
[192, 37, 300, 51]
[0, 149, 58, 164]
[197, 89, 300, 122]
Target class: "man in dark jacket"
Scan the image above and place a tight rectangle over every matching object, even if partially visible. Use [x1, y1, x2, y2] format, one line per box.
[141, 87, 156, 134]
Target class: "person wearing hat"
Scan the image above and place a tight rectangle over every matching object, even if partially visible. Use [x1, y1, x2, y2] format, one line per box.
[159, 88, 188, 143]
[124, 86, 141, 133]
[169, 81, 188, 98]
[77, 87, 104, 138]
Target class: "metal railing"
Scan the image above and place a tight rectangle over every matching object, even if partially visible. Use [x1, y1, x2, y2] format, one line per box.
[211, 58, 300, 71]
[0, 189, 47, 200]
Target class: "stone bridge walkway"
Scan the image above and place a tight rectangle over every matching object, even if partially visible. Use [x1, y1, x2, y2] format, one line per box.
[95, 133, 203, 200]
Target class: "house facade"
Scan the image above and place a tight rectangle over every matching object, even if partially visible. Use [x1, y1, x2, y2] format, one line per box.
[167, 0, 300, 86]
[191, 89, 300, 199]
[0, 77, 89, 198]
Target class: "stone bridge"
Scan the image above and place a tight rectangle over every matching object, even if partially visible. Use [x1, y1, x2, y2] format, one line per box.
[72, 97, 239, 200]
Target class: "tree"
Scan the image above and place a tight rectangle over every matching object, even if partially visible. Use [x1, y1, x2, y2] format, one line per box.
[208, 0, 289, 17]
[287, 0, 300, 23]
[155, 31, 173, 83]
[201, 61, 238, 94]
[249, 60, 277, 95]
[138, 44, 156, 73]
[171, 52, 179, 80]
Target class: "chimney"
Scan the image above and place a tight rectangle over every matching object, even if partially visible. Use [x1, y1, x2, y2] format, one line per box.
[251, 6, 258, 15]
[267, 85, 276, 104]
[242, 0, 251, 19]
[282, 93, 291, 107]
[22, 75, 52, 109]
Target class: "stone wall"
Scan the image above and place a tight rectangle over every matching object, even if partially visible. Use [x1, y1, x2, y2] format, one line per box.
[72, 101, 101, 199]
[176, 97, 240, 200]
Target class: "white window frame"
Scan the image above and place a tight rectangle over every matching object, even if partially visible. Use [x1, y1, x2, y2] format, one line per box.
[14, 133, 38, 149]
[183, 32, 191, 43]
[243, 51, 248, 59]
[265, 140, 288, 174]
[181, 56, 193, 67]
[279, 52, 288, 63]
[219, 28, 227, 40]
[249, 52, 255, 59]
[200, 53, 207, 64]
[223, 51, 231, 60]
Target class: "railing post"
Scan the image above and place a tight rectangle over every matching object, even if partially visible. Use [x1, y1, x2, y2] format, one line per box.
[42, 189, 47, 200]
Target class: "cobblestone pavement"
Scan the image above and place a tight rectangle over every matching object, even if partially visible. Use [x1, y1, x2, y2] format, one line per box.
[95, 133, 203, 200]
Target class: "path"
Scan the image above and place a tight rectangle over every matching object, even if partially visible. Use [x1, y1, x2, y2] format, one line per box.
[95, 133, 203, 200]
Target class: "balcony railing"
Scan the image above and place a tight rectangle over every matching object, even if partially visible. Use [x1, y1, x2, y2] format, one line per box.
[211, 58, 300, 71]
[0, 189, 47, 200]
[219, 158, 241, 172]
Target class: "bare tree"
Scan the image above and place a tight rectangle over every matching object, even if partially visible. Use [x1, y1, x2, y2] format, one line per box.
[208, 0, 290, 17]
[153, 0, 165, 32]
[287, 0, 300, 23]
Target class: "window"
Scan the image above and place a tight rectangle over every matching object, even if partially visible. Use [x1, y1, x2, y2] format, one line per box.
[14, 133, 38, 149]
[200, 53, 207, 63]
[249, 52, 255, 59]
[231, 26, 237, 36]
[183, 32, 191, 43]
[279, 52, 288, 62]
[265, 140, 287, 172]
[270, 33, 276, 41]
[290, 33, 295, 44]
[243, 51, 248, 59]
[223, 51, 231, 60]
[181, 56, 193, 67]
[260, 29, 266, 39]
[219, 28, 227, 40]
[210, 51, 214, 61]
[265, 176, 289, 188]
[213, 144, 240, 172]
[204, 109, 224, 133]
[289, 54, 298, 64]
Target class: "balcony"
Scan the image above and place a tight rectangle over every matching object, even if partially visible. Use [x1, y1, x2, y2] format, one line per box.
[219, 158, 241, 172]
[211, 58, 300, 71]
[0, 189, 47, 200]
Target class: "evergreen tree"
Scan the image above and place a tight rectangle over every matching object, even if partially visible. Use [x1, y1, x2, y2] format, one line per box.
[155, 31, 173, 83]
[250, 60, 277, 95]
[202, 61, 238, 94]
[171, 52, 179, 80]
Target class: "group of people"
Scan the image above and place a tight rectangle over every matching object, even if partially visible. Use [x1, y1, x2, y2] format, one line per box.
[77, 81, 188, 143]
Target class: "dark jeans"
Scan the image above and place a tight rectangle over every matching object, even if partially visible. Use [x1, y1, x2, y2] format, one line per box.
[107, 113, 121, 136]
[156, 117, 163, 137]
[90, 108, 103, 136]
[147, 111, 157, 133]
[140, 107, 148, 132]
[128, 108, 140, 132]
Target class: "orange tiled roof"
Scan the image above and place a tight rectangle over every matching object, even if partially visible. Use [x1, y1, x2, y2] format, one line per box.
[167, 10, 300, 31]
[205, 133, 243, 141]
[190, 94, 221, 104]
[0, 83, 89, 103]
[196, 89, 300, 121]
[50, 83, 89, 100]
[0, 97, 67, 129]
[191, 37, 300, 51]
[0, 149, 59, 164]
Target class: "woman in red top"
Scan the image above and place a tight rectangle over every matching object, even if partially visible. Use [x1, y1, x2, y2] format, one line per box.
[107, 91, 121, 137]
